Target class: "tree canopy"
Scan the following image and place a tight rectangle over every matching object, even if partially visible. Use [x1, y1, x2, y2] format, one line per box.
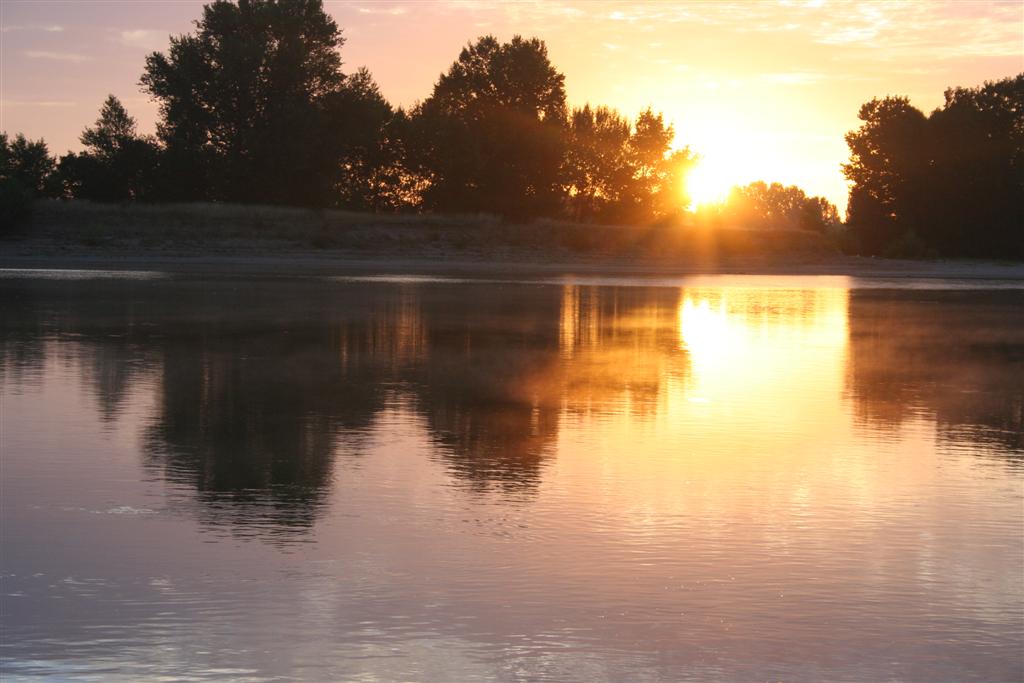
[718, 181, 840, 232]
[140, 0, 349, 205]
[411, 35, 568, 219]
[843, 75, 1023, 257]
[5, 0, 1020, 260]
[56, 96, 159, 202]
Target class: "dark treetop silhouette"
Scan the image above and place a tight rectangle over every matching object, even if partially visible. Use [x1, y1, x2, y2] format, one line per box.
[2, 0, 1020, 259]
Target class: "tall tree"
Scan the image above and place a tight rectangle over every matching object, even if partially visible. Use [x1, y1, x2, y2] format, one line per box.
[58, 95, 159, 202]
[925, 75, 1023, 257]
[0, 132, 56, 231]
[140, 0, 349, 205]
[329, 68, 417, 211]
[564, 105, 632, 221]
[842, 96, 930, 254]
[619, 109, 695, 223]
[844, 77, 1023, 257]
[412, 35, 568, 219]
[0, 133, 56, 196]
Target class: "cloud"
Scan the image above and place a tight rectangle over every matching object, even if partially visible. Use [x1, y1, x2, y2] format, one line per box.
[24, 50, 90, 63]
[356, 6, 407, 15]
[1, 24, 63, 33]
[118, 29, 168, 50]
[1, 99, 77, 108]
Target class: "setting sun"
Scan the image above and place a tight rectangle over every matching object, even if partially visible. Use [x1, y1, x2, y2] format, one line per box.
[685, 155, 736, 208]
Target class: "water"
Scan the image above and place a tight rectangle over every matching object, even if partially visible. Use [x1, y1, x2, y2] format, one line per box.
[1, 272, 1022, 681]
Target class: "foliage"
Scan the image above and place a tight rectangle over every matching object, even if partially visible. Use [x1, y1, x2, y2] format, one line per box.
[564, 105, 632, 221]
[0, 177, 34, 233]
[412, 35, 568, 219]
[563, 105, 695, 224]
[716, 181, 840, 232]
[0, 132, 58, 232]
[843, 96, 929, 254]
[1, 132, 57, 197]
[924, 75, 1023, 257]
[10, 0, 1018, 259]
[621, 109, 696, 223]
[140, 0, 349, 205]
[57, 96, 160, 202]
[843, 75, 1023, 258]
[330, 69, 420, 211]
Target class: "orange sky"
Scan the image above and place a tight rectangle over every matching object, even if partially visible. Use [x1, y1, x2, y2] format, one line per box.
[2, 1, 1021, 212]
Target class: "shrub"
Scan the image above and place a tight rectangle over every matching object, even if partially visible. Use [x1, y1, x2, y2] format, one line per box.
[0, 177, 33, 234]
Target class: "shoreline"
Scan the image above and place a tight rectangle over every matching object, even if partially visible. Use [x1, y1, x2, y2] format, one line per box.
[5, 200, 1020, 282]
[1, 249, 1023, 282]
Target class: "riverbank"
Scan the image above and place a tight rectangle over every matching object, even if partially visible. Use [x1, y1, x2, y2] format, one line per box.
[3, 200, 1022, 280]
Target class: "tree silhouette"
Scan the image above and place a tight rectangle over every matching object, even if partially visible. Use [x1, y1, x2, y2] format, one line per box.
[718, 181, 840, 232]
[924, 75, 1024, 257]
[563, 105, 695, 223]
[564, 105, 632, 221]
[843, 75, 1023, 257]
[140, 0, 350, 205]
[620, 108, 695, 223]
[411, 35, 568, 218]
[0, 133, 57, 231]
[0, 133, 56, 196]
[57, 95, 159, 202]
[843, 96, 930, 254]
[330, 68, 417, 211]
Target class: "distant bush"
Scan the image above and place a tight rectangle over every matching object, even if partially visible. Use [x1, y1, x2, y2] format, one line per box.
[0, 177, 33, 234]
[882, 231, 937, 259]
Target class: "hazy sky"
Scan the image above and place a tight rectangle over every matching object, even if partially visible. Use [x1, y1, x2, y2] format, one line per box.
[1, 0, 1021, 211]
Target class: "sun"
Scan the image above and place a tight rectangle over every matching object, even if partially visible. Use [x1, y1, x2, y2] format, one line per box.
[686, 155, 737, 208]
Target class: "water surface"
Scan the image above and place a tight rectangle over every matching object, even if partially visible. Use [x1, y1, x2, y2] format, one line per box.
[1, 273, 1022, 681]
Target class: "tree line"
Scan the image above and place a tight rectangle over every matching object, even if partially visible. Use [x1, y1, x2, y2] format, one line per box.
[1, 0, 1020, 258]
[843, 75, 1023, 258]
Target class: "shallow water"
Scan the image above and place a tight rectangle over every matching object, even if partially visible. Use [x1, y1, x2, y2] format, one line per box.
[1, 273, 1022, 681]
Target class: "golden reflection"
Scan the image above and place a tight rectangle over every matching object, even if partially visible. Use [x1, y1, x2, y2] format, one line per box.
[551, 283, 854, 526]
[557, 285, 686, 418]
[677, 286, 849, 387]
[671, 286, 849, 432]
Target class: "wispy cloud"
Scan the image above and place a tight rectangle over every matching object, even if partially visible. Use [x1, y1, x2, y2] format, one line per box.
[2, 24, 64, 33]
[24, 50, 91, 63]
[1, 99, 77, 108]
[357, 6, 407, 15]
[118, 29, 168, 50]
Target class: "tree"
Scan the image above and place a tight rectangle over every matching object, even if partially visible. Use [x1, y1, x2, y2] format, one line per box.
[563, 105, 695, 223]
[140, 0, 350, 205]
[925, 75, 1023, 257]
[329, 68, 418, 211]
[842, 96, 929, 254]
[412, 35, 568, 219]
[1, 132, 57, 196]
[564, 105, 632, 220]
[844, 77, 1023, 257]
[721, 181, 838, 231]
[58, 96, 159, 202]
[1, 133, 53, 231]
[619, 109, 695, 223]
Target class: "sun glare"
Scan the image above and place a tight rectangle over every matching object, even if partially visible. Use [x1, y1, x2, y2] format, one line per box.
[686, 155, 737, 208]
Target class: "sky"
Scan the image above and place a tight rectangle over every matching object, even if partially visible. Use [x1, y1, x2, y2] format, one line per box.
[1, 0, 1022, 212]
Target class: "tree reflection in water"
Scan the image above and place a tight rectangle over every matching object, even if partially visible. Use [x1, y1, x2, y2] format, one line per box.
[2, 276, 1021, 542]
[845, 289, 1024, 458]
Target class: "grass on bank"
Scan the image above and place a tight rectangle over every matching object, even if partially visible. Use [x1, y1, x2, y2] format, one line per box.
[8, 200, 840, 261]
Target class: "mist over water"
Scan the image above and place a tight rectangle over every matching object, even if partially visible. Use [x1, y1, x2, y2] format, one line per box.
[1, 274, 1022, 681]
